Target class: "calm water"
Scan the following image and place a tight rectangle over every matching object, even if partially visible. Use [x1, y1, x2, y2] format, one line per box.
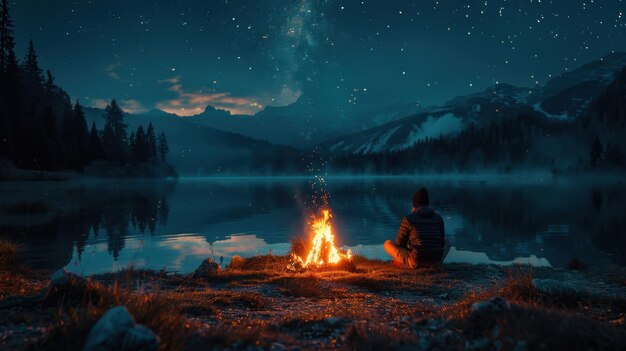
[1, 176, 624, 275]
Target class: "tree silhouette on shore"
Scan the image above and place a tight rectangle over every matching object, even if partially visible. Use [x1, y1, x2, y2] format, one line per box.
[0, 1, 171, 175]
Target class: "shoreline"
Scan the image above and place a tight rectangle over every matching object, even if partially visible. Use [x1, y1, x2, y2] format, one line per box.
[2, 168, 625, 184]
[1, 253, 624, 350]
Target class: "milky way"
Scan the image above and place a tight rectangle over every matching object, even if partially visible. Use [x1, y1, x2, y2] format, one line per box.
[10, 0, 626, 115]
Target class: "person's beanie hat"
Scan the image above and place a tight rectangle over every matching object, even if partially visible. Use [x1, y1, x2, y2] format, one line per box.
[412, 188, 429, 207]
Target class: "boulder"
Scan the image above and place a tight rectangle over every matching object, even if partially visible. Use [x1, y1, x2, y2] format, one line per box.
[83, 306, 160, 351]
[50, 269, 87, 290]
[120, 325, 159, 351]
[83, 306, 135, 351]
[192, 258, 220, 279]
[470, 297, 510, 314]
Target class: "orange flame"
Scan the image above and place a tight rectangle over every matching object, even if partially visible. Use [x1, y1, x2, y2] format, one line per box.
[292, 209, 352, 268]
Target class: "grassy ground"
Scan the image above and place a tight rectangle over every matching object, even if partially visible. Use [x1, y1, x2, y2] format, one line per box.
[1, 242, 625, 350]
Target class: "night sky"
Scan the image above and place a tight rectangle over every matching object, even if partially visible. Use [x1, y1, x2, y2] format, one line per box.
[10, 0, 626, 116]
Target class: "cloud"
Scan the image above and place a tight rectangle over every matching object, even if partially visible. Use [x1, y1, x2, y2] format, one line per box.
[89, 98, 109, 109]
[105, 63, 122, 80]
[156, 76, 263, 116]
[119, 99, 147, 114]
[87, 98, 147, 114]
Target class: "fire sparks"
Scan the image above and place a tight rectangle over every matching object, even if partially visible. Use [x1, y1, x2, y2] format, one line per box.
[291, 209, 352, 268]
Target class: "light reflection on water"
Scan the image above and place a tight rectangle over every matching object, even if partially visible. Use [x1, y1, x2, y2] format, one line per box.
[63, 233, 552, 275]
[1, 176, 624, 275]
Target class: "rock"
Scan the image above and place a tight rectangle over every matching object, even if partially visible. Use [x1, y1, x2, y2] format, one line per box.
[192, 258, 220, 279]
[532, 278, 586, 296]
[83, 306, 135, 351]
[84, 307, 159, 351]
[120, 325, 159, 351]
[228, 255, 245, 270]
[470, 297, 510, 314]
[50, 269, 87, 289]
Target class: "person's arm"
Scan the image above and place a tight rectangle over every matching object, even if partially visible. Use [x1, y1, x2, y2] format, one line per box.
[395, 217, 411, 247]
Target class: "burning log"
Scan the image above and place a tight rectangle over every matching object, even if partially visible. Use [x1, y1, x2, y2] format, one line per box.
[288, 209, 355, 271]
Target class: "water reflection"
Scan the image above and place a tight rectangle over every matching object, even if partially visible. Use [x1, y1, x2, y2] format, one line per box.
[63, 234, 552, 275]
[0, 177, 624, 274]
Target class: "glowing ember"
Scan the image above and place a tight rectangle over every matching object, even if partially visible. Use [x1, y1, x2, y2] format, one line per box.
[291, 209, 352, 268]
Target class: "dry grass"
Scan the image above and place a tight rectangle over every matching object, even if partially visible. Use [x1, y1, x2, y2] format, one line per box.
[344, 321, 419, 351]
[2, 253, 625, 350]
[171, 289, 267, 316]
[449, 301, 626, 350]
[274, 274, 331, 298]
[29, 273, 191, 351]
[0, 239, 48, 300]
[434, 266, 626, 350]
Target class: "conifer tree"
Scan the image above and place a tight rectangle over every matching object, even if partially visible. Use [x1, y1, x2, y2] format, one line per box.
[45, 70, 55, 92]
[0, 0, 16, 73]
[157, 132, 169, 162]
[146, 122, 157, 160]
[134, 125, 147, 162]
[0, 0, 18, 93]
[87, 122, 105, 163]
[21, 40, 43, 89]
[72, 101, 88, 168]
[102, 100, 127, 163]
[129, 131, 136, 159]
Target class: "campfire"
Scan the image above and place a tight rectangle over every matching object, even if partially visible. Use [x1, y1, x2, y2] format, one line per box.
[289, 209, 353, 270]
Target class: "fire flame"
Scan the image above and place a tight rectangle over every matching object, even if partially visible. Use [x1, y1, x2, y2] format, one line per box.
[291, 209, 352, 268]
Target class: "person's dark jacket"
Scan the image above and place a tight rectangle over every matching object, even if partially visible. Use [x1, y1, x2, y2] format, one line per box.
[395, 206, 445, 262]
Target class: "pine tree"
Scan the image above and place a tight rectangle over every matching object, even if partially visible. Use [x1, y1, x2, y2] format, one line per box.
[45, 70, 55, 92]
[157, 132, 169, 162]
[146, 122, 157, 160]
[20, 39, 43, 89]
[0, 0, 18, 93]
[134, 125, 147, 162]
[40, 105, 58, 170]
[0, 0, 20, 164]
[71, 101, 88, 169]
[128, 131, 136, 160]
[102, 100, 128, 163]
[87, 122, 105, 163]
[0, 0, 16, 73]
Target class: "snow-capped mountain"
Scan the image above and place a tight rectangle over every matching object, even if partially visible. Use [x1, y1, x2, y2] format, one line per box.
[534, 52, 626, 118]
[322, 52, 626, 155]
[325, 109, 462, 154]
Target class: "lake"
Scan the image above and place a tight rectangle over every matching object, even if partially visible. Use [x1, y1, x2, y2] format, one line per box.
[1, 176, 624, 275]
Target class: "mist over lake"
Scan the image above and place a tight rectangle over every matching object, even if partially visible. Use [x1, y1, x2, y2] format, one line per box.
[2, 176, 623, 275]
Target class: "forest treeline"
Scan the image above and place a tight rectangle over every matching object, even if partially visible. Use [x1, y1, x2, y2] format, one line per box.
[0, 0, 174, 178]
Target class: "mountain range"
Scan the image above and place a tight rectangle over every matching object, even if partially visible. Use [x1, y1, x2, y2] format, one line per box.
[84, 52, 626, 174]
[323, 52, 626, 155]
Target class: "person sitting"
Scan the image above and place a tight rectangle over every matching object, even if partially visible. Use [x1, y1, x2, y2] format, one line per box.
[384, 187, 447, 268]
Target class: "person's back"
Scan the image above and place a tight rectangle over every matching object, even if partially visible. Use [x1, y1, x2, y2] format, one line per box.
[402, 206, 445, 262]
[384, 188, 446, 268]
